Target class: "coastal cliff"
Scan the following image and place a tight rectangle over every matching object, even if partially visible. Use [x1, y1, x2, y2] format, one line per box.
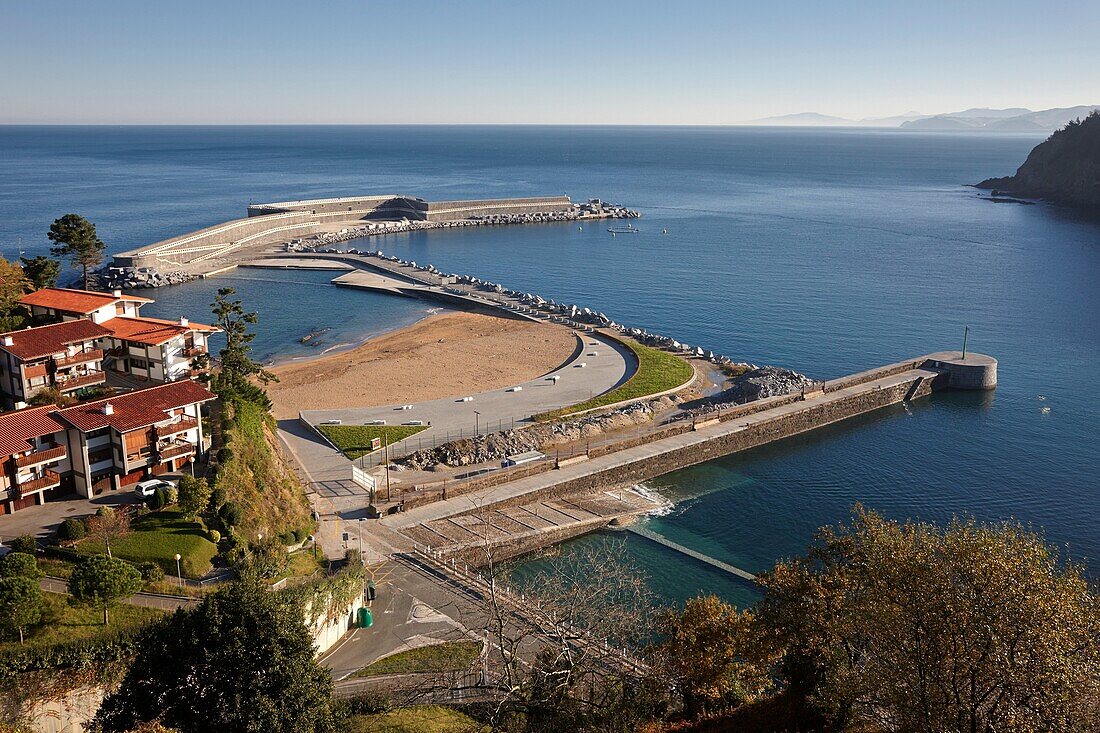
[976, 111, 1100, 211]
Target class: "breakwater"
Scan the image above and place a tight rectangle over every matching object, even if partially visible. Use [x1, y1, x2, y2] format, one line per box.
[109, 194, 638, 281]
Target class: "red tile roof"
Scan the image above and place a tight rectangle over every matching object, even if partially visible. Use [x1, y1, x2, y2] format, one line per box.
[0, 320, 112, 360]
[0, 406, 65, 456]
[53, 381, 216, 433]
[103, 316, 220, 346]
[19, 287, 153, 314]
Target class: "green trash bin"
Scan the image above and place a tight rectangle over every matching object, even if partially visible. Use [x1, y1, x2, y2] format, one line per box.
[357, 607, 373, 628]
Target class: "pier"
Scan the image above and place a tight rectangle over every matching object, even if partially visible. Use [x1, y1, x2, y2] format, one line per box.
[625, 526, 757, 581]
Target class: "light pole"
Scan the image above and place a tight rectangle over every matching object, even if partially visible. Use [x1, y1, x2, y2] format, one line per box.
[357, 518, 364, 562]
[174, 553, 182, 588]
[474, 410, 481, 436]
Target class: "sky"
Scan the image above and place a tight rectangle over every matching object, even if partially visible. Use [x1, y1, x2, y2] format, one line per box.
[1, 0, 1098, 124]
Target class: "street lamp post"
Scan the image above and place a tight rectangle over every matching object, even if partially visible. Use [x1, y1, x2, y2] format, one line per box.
[474, 410, 481, 436]
[174, 553, 182, 589]
[357, 519, 364, 562]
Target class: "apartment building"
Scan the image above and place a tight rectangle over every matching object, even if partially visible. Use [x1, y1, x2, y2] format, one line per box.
[0, 406, 70, 515]
[20, 287, 152, 324]
[0, 320, 112, 409]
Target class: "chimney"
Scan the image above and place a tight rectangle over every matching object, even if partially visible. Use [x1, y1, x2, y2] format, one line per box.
[178, 317, 189, 328]
[1, 336, 12, 347]
[102, 403, 114, 416]
[112, 289, 122, 298]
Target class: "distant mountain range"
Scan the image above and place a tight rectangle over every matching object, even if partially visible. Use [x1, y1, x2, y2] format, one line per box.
[744, 106, 1100, 133]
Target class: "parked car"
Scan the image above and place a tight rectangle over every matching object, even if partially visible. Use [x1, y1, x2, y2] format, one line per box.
[135, 478, 175, 499]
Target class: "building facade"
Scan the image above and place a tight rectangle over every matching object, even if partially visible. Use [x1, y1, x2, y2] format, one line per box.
[0, 407, 71, 515]
[0, 320, 112, 409]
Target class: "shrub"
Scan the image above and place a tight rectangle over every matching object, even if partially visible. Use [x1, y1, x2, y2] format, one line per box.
[96, 506, 116, 518]
[8, 535, 37, 555]
[278, 530, 296, 546]
[207, 529, 221, 545]
[58, 518, 87, 542]
[137, 561, 165, 583]
[148, 488, 166, 511]
[240, 537, 289, 580]
[210, 486, 227, 511]
[292, 527, 310, 544]
[219, 501, 242, 528]
[163, 485, 179, 506]
[0, 552, 43, 580]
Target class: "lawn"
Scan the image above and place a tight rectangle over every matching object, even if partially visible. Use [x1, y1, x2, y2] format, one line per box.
[81, 509, 217, 579]
[318, 424, 430, 459]
[0, 592, 164, 651]
[344, 706, 485, 733]
[353, 640, 482, 678]
[535, 337, 694, 420]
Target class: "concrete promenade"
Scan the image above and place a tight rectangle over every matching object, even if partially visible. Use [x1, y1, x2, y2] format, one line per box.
[380, 365, 943, 531]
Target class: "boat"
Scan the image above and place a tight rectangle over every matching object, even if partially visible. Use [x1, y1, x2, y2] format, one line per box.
[607, 225, 639, 233]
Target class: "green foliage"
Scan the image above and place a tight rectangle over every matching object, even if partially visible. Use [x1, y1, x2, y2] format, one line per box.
[240, 536, 289, 580]
[19, 255, 60, 291]
[8, 536, 37, 555]
[68, 556, 143, 626]
[535, 337, 694, 420]
[57, 518, 86, 542]
[0, 553, 44, 581]
[317, 424, 429, 460]
[148, 488, 167, 511]
[27, 386, 77, 408]
[81, 510, 217, 579]
[0, 577, 44, 644]
[219, 501, 242, 528]
[95, 578, 341, 733]
[136, 562, 164, 583]
[0, 256, 28, 332]
[353, 641, 482, 678]
[47, 214, 106, 290]
[163, 485, 179, 505]
[177, 475, 213, 520]
[207, 529, 221, 545]
[343, 706, 484, 733]
[206, 287, 276, 396]
[292, 561, 365, 629]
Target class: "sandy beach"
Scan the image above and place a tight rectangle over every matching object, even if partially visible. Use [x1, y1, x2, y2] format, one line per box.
[267, 311, 578, 419]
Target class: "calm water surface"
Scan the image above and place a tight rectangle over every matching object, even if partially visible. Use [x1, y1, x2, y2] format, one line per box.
[1, 126, 1097, 605]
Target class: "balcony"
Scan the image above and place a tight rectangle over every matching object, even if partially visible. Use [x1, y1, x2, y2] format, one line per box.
[54, 348, 103, 368]
[17, 470, 61, 494]
[182, 346, 206, 358]
[156, 417, 199, 437]
[157, 441, 195, 462]
[13, 444, 66, 469]
[56, 371, 107, 391]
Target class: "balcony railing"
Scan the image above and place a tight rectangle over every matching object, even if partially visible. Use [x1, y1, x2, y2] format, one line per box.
[17, 470, 61, 493]
[13, 444, 66, 468]
[157, 441, 195, 462]
[182, 346, 205, 358]
[56, 372, 107, 391]
[156, 417, 199, 437]
[54, 348, 103, 368]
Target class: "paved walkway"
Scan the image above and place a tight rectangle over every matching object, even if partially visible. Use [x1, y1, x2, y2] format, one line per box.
[41, 576, 197, 611]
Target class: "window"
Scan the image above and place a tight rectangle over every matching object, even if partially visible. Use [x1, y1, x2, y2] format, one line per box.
[88, 446, 114, 464]
[130, 358, 149, 370]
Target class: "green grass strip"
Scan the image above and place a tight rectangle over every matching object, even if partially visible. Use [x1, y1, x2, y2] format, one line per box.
[316, 424, 430, 459]
[80, 510, 217, 579]
[535, 337, 694, 421]
[352, 640, 482, 678]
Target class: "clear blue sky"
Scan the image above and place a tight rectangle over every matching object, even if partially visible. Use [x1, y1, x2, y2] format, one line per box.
[2, 0, 1097, 124]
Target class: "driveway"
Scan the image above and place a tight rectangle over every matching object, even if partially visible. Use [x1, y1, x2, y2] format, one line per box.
[0, 490, 141, 544]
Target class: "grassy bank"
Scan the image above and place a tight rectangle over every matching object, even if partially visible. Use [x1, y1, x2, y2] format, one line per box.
[217, 397, 312, 542]
[318, 424, 430, 460]
[80, 510, 217, 579]
[0, 592, 164, 652]
[535, 337, 694, 421]
[345, 706, 485, 733]
[353, 640, 482, 678]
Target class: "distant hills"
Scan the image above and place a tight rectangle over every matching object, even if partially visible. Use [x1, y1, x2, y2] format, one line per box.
[976, 111, 1100, 211]
[744, 106, 1100, 133]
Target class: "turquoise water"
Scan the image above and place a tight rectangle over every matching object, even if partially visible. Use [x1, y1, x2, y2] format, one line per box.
[2, 125, 1098, 605]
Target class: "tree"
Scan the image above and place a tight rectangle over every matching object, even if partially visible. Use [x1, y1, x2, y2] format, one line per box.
[26, 386, 77, 408]
[94, 578, 340, 733]
[47, 214, 106, 290]
[659, 595, 772, 718]
[86, 506, 131, 558]
[19, 255, 60, 291]
[0, 256, 28, 331]
[177, 475, 213, 520]
[57, 517, 87, 543]
[752, 507, 1100, 732]
[0, 552, 44, 581]
[68, 555, 142, 626]
[205, 288, 276, 397]
[0, 577, 45, 645]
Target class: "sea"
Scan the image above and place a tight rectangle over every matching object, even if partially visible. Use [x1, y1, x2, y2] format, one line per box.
[2, 125, 1097, 607]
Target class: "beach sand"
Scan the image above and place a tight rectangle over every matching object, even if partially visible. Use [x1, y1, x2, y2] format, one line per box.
[267, 311, 577, 418]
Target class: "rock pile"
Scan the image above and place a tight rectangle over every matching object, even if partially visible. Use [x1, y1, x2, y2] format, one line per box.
[693, 366, 816, 411]
[100, 266, 194, 289]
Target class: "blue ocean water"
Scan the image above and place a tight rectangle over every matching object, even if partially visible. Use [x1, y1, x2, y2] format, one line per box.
[2, 125, 1097, 606]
